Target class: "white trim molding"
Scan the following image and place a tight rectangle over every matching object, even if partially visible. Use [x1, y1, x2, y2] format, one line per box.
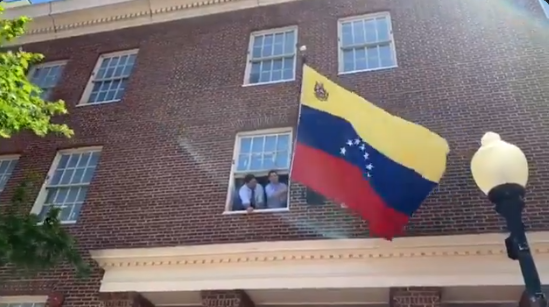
[3, 0, 304, 45]
[0, 296, 48, 304]
[91, 231, 549, 293]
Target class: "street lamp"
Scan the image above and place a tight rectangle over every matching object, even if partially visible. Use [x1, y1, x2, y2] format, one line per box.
[471, 132, 546, 307]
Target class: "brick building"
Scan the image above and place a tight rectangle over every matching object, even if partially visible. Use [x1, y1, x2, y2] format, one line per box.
[1, 0, 549, 306]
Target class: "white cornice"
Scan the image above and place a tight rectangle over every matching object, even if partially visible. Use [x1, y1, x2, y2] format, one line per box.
[90, 232, 549, 268]
[3, 0, 302, 46]
[90, 232, 549, 294]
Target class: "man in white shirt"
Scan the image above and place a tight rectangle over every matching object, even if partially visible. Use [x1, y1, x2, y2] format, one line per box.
[238, 174, 264, 213]
[265, 170, 288, 209]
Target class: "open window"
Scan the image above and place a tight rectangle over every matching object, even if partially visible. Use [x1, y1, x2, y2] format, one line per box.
[225, 128, 293, 213]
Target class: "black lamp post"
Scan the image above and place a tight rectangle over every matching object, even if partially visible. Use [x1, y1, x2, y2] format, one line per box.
[471, 132, 547, 307]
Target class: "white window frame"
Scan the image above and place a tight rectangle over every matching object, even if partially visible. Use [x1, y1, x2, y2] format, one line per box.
[539, 0, 549, 18]
[0, 296, 48, 306]
[78, 49, 138, 106]
[30, 146, 102, 224]
[224, 127, 293, 214]
[337, 12, 397, 75]
[27, 60, 67, 100]
[243, 26, 298, 87]
[0, 154, 20, 193]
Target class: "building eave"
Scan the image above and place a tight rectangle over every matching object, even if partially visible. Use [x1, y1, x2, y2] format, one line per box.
[89, 231, 549, 293]
[3, 0, 302, 46]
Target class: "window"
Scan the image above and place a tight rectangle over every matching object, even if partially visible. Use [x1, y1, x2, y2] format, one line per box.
[540, 0, 549, 18]
[31, 147, 101, 223]
[226, 129, 293, 213]
[338, 13, 397, 74]
[0, 296, 47, 307]
[0, 156, 19, 192]
[244, 27, 297, 85]
[79, 50, 138, 105]
[28, 61, 66, 100]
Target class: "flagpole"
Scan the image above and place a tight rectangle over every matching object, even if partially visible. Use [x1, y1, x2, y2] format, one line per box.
[288, 45, 307, 195]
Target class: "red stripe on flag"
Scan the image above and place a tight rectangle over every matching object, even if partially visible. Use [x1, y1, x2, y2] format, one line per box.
[292, 143, 409, 238]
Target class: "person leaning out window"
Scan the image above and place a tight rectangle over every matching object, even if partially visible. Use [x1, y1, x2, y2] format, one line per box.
[238, 174, 264, 213]
[265, 170, 288, 209]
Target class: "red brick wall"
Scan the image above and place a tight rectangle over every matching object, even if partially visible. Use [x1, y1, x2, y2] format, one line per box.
[0, 0, 547, 304]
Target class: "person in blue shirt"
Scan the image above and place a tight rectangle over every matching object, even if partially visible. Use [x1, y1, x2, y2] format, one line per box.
[264, 170, 288, 209]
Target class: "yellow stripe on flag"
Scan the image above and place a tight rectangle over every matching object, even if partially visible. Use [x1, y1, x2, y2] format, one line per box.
[301, 65, 449, 183]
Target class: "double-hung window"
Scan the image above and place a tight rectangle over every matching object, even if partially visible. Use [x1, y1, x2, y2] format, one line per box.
[80, 50, 138, 105]
[226, 129, 293, 212]
[32, 148, 101, 223]
[245, 27, 297, 85]
[338, 13, 397, 74]
[28, 61, 66, 100]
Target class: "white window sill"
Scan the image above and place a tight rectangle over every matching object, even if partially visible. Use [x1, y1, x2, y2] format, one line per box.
[223, 208, 290, 215]
[37, 220, 77, 226]
[242, 78, 295, 87]
[338, 65, 398, 76]
[76, 99, 121, 107]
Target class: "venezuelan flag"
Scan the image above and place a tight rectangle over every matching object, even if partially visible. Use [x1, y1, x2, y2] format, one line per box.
[291, 65, 450, 239]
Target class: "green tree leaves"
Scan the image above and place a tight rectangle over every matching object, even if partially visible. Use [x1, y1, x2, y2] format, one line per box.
[0, 7, 87, 277]
[0, 6, 73, 138]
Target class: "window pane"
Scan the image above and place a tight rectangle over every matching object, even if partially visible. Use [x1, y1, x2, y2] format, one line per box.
[264, 135, 277, 152]
[277, 134, 290, 150]
[262, 34, 274, 57]
[343, 49, 354, 72]
[284, 31, 295, 54]
[251, 136, 265, 153]
[262, 153, 275, 169]
[379, 44, 394, 67]
[249, 62, 261, 84]
[366, 46, 380, 69]
[252, 35, 263, 58]
[275, 152, 289, 169]
[89, 152, 101, 167]
[273, 33, 284, 55]
[341, 22, 353, 46]
[0, 158, 17, 191]
[352, 20, 365, 45]
[355, 48, 367, 71]
[282, 57, 294, 80]
[240, 137, 252, 153]
[50, 169, 64, 185]
[376, 17, 390, 41]
[237, 154, 249, 171]
[250, 153, 262, 170]
[82, 167, 97, 183]
[364, 19, 377, 43]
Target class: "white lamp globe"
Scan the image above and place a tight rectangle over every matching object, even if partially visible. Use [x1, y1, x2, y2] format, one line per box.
[470, 132, 528, 195]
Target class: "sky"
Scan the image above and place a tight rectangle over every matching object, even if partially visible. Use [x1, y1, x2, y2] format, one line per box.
[1, 0, 62, 6]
